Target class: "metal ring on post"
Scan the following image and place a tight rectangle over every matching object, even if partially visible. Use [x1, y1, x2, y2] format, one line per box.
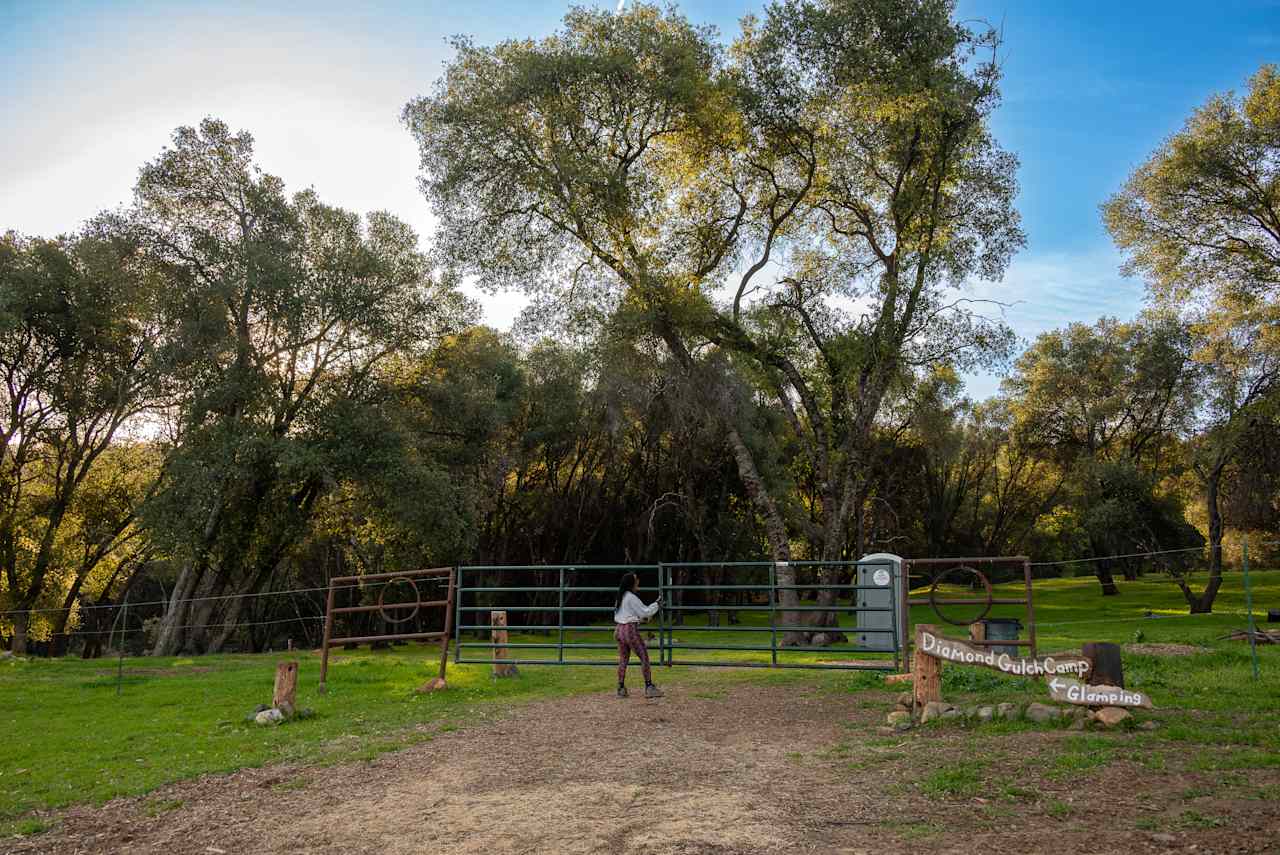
[378, 577, 422, 625]
[927, 565, 994, 626]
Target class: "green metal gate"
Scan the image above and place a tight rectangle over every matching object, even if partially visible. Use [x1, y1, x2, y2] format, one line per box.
[454, 559, 903, 671]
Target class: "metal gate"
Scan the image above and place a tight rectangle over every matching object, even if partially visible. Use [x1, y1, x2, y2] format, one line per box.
[453, 559, 904, 672]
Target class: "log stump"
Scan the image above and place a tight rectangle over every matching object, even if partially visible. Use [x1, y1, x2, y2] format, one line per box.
[492, 611, 519, 678]
[968, 620, 986, 645]
[273, 661, 298, 716]
[1082, 642, 1124, 688]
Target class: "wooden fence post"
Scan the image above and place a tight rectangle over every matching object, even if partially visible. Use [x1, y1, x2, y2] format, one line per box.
[913, 624, 942, 707]
[492, 610, 519, 678]
[273, 661, 299, 715]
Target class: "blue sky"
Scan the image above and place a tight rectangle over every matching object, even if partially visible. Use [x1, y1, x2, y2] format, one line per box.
[1, 0, 1276, 397]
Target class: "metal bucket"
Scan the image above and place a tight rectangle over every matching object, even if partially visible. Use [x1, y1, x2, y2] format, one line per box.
[982, 618, 1022, 657]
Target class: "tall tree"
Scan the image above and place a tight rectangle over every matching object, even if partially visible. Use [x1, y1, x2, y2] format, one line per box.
[126, 120, 472, 654]
[0, 230, 162, 653]
[1002, 314, 1200, 593]
[406, 0, 1022, 643]
[1104, 65, 1280, 611]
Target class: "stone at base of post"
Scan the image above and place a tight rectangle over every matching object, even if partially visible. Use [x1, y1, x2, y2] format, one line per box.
[417, 676, 447, 693]
[913, 624, 943, 707]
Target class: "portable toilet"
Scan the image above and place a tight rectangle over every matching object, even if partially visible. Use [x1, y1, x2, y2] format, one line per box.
[856, 553, 906, 652]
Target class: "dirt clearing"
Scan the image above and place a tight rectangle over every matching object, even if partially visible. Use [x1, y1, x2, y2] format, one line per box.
[8, 684, 1277, 854]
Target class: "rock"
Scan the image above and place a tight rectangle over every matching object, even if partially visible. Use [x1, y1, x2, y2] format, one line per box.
[896, 692, 914, 709]
[940, 708, 962, 721]
[920, 701, 948, 724]
[254, 708, 285, 726]
[1138, 720, 1159, 731]
[1025, 702, 1060, 724]
[253, 703, 270, 714]
[886, 710, 913, 731]
[296, 707, 316, 720]
[276, 700, 296, 720]
[996, 702, 1019, 721]
[1069, 717, 1087, 731]
[977, 706, 995, 722]
[1150, 833, 1177, 845]
[1094, 707, 1132, 728]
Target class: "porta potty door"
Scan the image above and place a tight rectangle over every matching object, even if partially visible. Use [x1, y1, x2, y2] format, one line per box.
[856, 553, 905, 652]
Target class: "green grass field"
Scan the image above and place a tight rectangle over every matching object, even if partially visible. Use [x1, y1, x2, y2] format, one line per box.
[3, 570, 1278, 837]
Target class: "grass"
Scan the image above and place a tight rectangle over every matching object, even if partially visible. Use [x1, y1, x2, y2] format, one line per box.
[3, 568, 1279, 836]
[920, 760, 987, 798]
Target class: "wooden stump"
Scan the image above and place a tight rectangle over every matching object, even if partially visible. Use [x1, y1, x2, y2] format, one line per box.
[273, 661, 298, 715]
[1082, 642, 1124, 688]
[913, 624, 943, 706]
[492, 610, 519, 678]
[968, 620, 986, 645]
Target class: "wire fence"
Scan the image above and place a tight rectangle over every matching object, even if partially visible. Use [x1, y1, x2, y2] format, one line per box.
[1, 544, 1275, 661]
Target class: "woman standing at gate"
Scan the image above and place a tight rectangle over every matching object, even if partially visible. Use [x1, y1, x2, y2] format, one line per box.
[614, 573, 663, 698]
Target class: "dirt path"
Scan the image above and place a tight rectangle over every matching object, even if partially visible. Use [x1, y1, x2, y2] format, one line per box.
[8, 685, 1278, 854]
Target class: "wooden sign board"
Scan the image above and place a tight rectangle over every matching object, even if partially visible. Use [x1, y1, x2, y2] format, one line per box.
[917, 629, 1091, 679]
[1048, 677, 1153, 709]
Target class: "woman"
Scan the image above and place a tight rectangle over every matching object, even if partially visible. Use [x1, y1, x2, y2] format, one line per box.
[613, 572, 664, 698]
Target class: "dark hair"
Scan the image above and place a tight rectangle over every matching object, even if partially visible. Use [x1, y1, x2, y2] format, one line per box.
[615, 572, 637, 610]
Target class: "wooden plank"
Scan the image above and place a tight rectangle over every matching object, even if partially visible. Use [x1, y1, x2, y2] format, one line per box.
[1048, 676, 1153, 709]
[916, 628, 1090, 678]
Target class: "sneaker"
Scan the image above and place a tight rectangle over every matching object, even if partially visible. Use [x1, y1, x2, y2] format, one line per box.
[644, 684, 664, 699]
[617, 686, 628, 698]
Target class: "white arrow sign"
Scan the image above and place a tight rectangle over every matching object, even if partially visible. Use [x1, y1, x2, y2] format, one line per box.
[1047, 676, 1153, 709]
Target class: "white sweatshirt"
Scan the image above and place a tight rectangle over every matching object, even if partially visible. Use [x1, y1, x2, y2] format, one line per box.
[614, 591, 661, 624]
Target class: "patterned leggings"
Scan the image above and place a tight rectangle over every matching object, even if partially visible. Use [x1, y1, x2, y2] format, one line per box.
[615, 622, 652, 685]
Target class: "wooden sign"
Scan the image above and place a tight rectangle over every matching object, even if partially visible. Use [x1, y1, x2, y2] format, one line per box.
[1048, 677, 1153, 709]
[917, 628, 1091, 679]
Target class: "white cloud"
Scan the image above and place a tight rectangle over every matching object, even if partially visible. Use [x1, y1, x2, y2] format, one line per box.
[963, 247, 1147, 398]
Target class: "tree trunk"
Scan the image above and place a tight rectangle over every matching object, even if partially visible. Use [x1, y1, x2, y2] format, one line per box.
[10, 611, 29, 655]
[1095, 557, 1120, 596]
[1175, 468, 1226, 613]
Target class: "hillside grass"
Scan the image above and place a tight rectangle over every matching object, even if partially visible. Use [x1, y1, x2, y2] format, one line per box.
[2, 568, 1277, 836]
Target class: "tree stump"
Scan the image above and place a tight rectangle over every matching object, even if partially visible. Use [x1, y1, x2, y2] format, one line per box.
[492, 611, 519, 678]
[1082, 642, 1124, 688]
[968, 620, 986, 645]
[273, 661, 299, 716]
[913, 624, 943, 707]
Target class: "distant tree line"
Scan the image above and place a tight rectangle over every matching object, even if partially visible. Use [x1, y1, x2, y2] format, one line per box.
[2, 1, 1277, 655]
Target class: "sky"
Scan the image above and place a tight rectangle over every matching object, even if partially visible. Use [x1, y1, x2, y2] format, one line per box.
[2, 0, 1277, 398]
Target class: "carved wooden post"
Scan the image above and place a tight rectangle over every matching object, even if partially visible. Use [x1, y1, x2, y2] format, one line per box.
[913, 624, 942, 706]
[492, 610, 519, 678]
[273, 661, 298, 716]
